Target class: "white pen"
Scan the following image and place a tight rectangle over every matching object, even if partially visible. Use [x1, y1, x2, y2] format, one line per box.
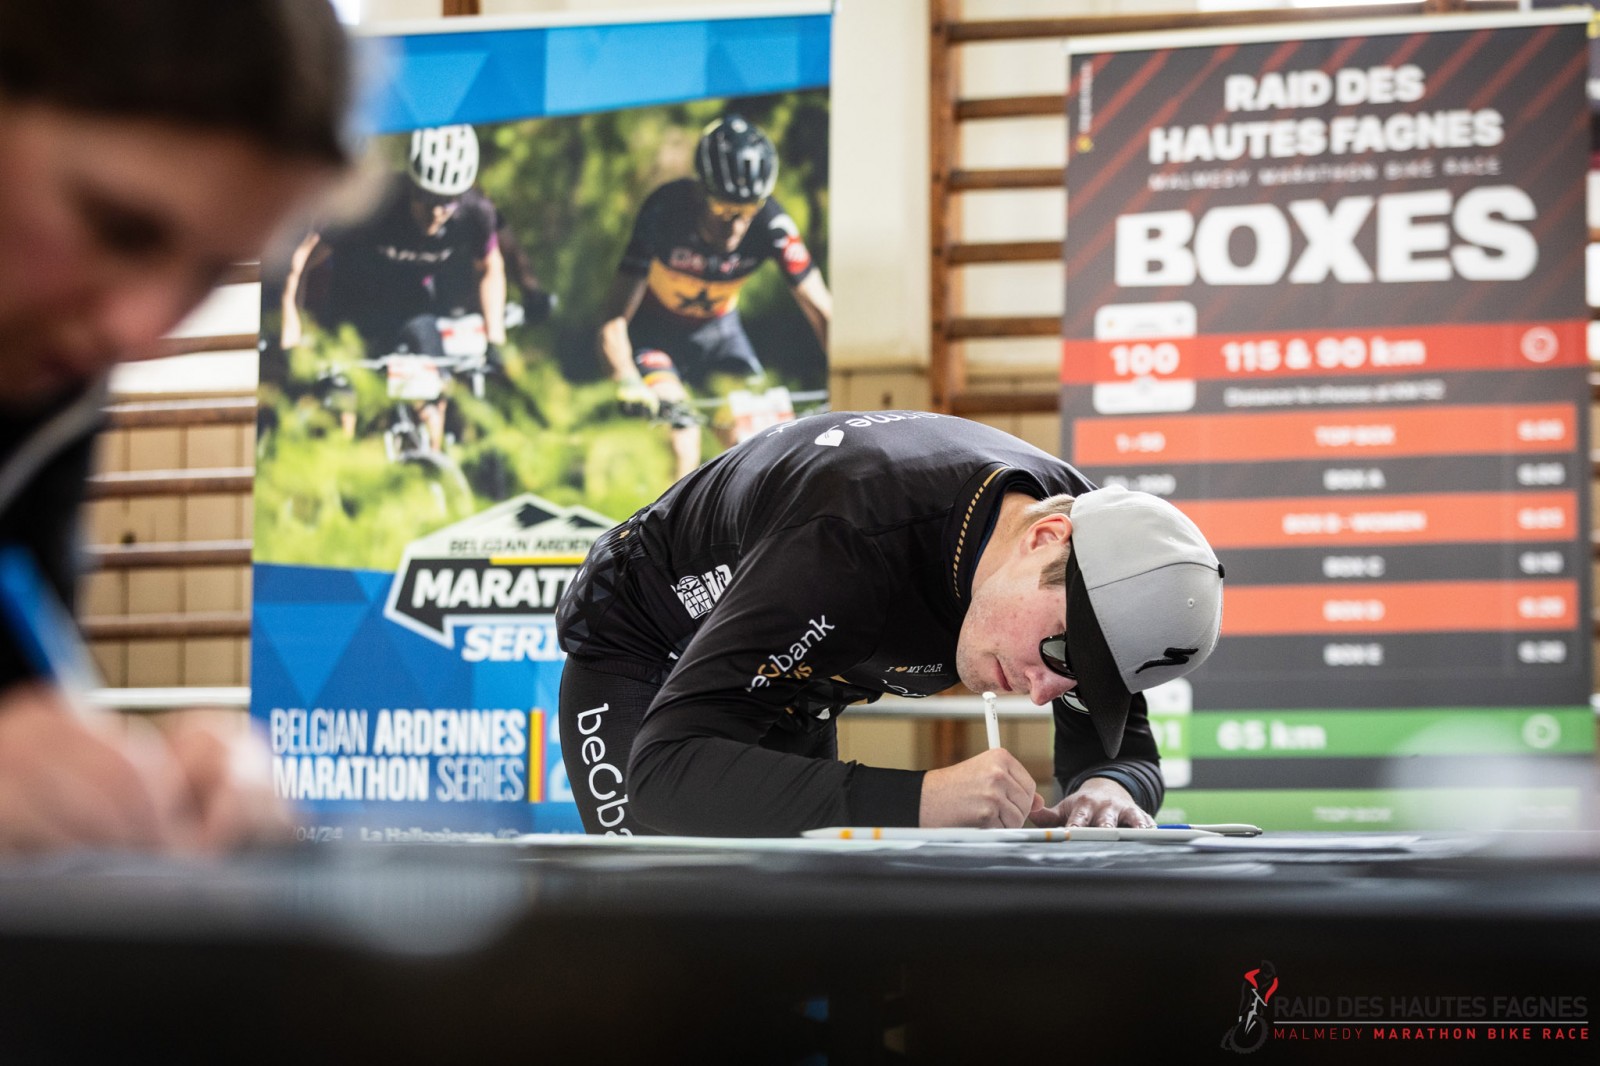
[800, 827, 1219, 843]
[982, 689, 1000, 750]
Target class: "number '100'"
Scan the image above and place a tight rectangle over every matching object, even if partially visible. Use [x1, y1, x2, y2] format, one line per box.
[1110, 342, 1180, 377]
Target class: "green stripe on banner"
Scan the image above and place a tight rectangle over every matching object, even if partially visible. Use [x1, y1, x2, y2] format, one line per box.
[1185, 707, 1592, 758]
[1157, 787, 1586, 831]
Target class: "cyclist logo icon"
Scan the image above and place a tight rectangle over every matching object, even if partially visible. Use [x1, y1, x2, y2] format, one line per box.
[1221, 960, 1278, 1054]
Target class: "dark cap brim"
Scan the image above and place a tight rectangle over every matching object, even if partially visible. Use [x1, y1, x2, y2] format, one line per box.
[1065, 551, 1133, 759]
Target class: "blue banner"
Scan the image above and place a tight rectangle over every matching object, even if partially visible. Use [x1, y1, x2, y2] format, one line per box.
[255, 9, 833, 840]
[368, 14, 831, 131]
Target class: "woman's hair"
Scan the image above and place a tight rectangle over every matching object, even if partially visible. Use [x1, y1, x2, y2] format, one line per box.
[1024, 494, 1077, 589]
[0, 0, 354, 166]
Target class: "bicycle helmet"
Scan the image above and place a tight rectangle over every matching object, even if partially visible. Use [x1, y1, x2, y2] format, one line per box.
[694, 115, 777, 204]
[408, 125, 479, 196]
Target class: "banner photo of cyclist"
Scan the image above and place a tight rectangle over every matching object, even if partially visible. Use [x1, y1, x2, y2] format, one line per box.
[250, 7, 832, 838]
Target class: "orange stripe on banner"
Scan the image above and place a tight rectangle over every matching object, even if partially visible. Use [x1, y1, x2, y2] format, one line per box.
[1073, 404, 1576, 466]
[1060, 321, 1586, 384]
[1223, 580, 1577, 635]
[527, 709, 544, 804]
[1179, 491, 1575, 549]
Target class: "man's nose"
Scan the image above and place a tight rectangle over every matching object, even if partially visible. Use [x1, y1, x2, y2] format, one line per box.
[1027, 667, 1077, 706]
[91, 272, 199, 358]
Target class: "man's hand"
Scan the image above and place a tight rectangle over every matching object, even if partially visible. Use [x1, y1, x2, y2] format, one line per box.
[920, 749, 1044, 828]
[616, 376, 659, 418]
[155, 709, 295, 852]
[0, 684, 188, 851]
[1030, 776, 1153, 829]
[0, 685, 292, 854]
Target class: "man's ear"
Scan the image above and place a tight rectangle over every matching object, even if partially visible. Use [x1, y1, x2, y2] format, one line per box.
[1021, 513, 1073, 555]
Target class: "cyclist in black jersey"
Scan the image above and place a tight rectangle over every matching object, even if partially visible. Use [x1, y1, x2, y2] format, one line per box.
[598, 115, 831, 480]
[280, 125, 525, 451]
[283, 125, 509, 358]
[555, 412, 1224, 837]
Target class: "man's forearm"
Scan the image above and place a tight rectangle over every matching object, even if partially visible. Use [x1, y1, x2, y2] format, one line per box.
[598, 317, 637, 380]
[479, 250, 507, 344]
[794, 272, 830, 351]
[629, 734, 922, 836]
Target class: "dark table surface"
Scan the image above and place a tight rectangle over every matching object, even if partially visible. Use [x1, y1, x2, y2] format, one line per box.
[0, 831, 1595, 1063]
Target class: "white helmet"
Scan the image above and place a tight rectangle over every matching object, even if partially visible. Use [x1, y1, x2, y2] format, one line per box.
[408, 125, 479, 196]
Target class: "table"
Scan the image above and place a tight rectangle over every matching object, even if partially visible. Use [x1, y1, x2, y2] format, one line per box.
[0, 832, 1595, 1062]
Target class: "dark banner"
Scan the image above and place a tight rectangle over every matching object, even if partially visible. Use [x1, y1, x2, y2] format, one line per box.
[1063, 13, 1594, 829]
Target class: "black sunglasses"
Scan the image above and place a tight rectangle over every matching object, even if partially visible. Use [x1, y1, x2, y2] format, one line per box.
[1041, 633, 1090, 714]
[1039, 633, 1074, 680]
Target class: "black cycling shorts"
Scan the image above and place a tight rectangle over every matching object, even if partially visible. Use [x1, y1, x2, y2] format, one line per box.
[628, 303, 762, 388]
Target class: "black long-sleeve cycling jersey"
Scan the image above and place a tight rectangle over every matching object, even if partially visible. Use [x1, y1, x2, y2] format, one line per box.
[555, 410, 1164, 836]
[618, 177, 814, 323]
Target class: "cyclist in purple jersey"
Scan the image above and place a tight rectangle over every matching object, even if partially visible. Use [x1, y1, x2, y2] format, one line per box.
[281, 124, 509, 361]
[599, 115, 831, 480]
[282, 125, 510, 451]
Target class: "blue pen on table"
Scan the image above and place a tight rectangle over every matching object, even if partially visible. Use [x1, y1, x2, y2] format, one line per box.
[0, 545, 101, 713]
[1158, 822, 1262, 836]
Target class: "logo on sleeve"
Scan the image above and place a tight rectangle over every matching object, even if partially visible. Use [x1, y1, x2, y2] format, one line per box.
[672, 565, 732, 619]
[748, 615, 836, 690]
[780, 233, 811, 273]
